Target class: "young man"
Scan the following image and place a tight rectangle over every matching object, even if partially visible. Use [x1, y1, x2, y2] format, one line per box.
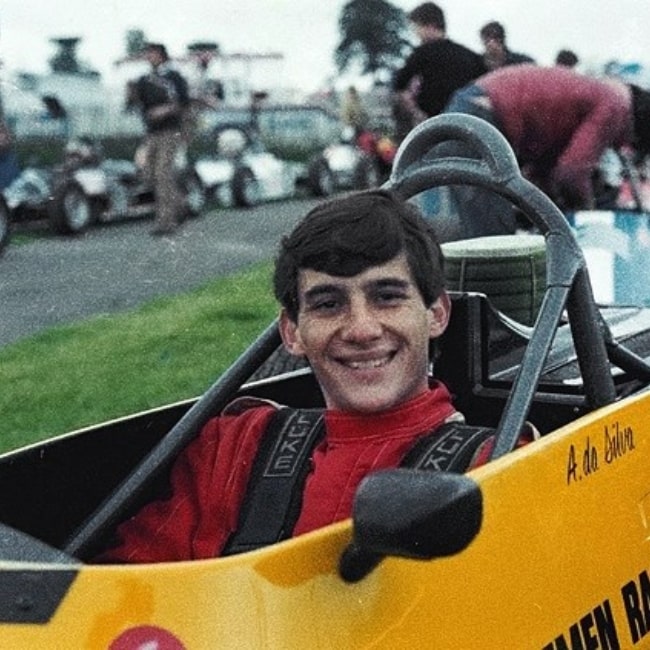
[392, 2, 486, 125]
[131, 42, 190, 235]
[392, 2, 486, 217]
[97, 190, 475, 563]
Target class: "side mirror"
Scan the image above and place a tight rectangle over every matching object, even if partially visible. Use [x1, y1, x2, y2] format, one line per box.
[339, 469, 482, 583]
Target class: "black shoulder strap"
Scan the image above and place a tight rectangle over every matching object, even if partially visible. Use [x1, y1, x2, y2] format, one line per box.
[223, 413, 494, 557]
[401, 422, 495, 473]
[222, 408, 325, 556]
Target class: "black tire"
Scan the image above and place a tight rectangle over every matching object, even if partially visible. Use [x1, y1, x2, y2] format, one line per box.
[182, 172, 207, 217]
[232, 167, 260, 207]
[89, 196, 108, 224]
[442, 235, 546, 326]
[0, 197, 11, 256]
[307, 155, 335, 197]
[49, 182, 93, 234]
[353, 155, 381, 190]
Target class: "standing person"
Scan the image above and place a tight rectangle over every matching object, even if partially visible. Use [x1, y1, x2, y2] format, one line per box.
[392, 2, 486, 218]
[132, 42, 190, 236]
[392, 2, 486, 126]
[340, 85, 369, 136]
[95, 190, 532, 564]
[479, 21, 535, 70]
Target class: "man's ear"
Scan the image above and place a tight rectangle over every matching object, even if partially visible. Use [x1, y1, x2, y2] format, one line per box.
[279, 309, 306, 357]
[428, 291, 451, 338]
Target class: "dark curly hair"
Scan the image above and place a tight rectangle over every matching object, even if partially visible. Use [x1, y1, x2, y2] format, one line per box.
[274, 189, 445, 322]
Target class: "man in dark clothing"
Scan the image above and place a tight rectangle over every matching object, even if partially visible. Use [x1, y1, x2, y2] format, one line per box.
[479, 21, 535, 71]
[392, 2, 487, 125]
[132, 42, 190, 235]
[392, 3, 487, 220]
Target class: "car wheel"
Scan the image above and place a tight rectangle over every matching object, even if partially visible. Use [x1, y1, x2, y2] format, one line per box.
[89, 196, 109, 224]
[49, 182, 93, 234]
[232, 167, 260, 207]
[442, 235, 547, 326]
[0, 197, 10, 255]
[353, 155, 381, 189]
[307, 156, 335, 197]
[182, 172, 207, 217]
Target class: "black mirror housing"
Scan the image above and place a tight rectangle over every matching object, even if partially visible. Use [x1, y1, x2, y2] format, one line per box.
[339, 469, 482, 582]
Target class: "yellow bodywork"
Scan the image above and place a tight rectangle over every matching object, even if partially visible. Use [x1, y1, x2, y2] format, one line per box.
[3, 390, 650, 649]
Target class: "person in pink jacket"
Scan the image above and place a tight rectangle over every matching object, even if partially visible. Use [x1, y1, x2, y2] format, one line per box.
[438, 64, 650, 238]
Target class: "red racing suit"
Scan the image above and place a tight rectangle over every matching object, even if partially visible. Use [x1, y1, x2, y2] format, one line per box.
[97, 382, 468, 563]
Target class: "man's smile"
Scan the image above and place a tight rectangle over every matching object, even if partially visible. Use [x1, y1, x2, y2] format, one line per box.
[335, 351, 397, 371]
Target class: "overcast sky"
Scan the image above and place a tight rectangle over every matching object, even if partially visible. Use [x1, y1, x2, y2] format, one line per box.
[1, 0, 648, 92]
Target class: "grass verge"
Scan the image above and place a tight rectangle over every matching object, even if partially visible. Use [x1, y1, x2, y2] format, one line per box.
[0, 261, 277, 454]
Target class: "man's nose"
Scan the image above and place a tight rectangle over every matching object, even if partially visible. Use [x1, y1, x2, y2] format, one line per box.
[341, 301, 382, 341]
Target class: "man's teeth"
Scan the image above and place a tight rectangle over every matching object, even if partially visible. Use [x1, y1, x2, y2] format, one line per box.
[346, 357, 390, 369]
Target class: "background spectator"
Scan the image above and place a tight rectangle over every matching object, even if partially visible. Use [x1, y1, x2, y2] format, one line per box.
[131, 42, 190, 236]
[479, 21, 535, 70]
[555, 49, 580, 68]
[392, 2, 486, 126]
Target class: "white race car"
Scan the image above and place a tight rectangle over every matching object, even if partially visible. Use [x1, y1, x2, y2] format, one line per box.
[194, 125, 307, 207]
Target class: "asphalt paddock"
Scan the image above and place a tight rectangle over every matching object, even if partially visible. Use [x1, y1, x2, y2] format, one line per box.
[0, 199, 318, 347]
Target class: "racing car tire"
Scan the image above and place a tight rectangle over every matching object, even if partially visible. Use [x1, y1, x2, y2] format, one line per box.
[307, 155, 336, 197]
[353, 155, 381, 190]
[442, 235, 546, 326]
[49, 182, 93, 235]
[181, 172, 207, 217]
[232, 167, 261, 208]
[89, 196, 109, 224]
[0, 197, 10, 256]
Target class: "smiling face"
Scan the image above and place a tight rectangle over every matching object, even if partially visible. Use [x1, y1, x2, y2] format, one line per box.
[279, 254, 450, 414]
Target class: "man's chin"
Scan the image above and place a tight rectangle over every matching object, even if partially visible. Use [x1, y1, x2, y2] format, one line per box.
[335, 391, 404, 415]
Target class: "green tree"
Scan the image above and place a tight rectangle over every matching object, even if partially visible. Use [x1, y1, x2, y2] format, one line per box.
[125, 29, 147, 58]
[335, 0, 408, 79]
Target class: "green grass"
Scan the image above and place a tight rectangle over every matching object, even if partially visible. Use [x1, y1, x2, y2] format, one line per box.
[0, 261, 278, 454]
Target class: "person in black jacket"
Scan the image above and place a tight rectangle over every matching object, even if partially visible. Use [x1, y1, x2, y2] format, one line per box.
[392, 2, 486, 127]
[132, 42, 190, 235]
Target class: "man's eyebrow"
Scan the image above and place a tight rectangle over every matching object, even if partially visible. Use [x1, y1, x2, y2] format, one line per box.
[367, 277, 412, 290]
[302, 283, 344, 302]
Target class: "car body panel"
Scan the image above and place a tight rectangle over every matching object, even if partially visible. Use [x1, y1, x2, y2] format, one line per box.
[0, 390, 648, 648]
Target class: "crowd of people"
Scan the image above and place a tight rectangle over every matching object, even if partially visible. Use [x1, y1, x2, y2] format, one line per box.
[385, 2, 650, 238]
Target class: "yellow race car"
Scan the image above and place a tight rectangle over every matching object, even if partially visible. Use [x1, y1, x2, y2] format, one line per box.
[1, 115, 650, 649]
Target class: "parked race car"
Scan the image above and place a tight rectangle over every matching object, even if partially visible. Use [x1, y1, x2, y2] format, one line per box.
[56, 137, 206, 226]
[0, 159, 93, 235]
[305, 126, 396, 197]
[4, 115, 650, 647]
[0, 137, 206, 236]
[194, 124, 307, 208]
